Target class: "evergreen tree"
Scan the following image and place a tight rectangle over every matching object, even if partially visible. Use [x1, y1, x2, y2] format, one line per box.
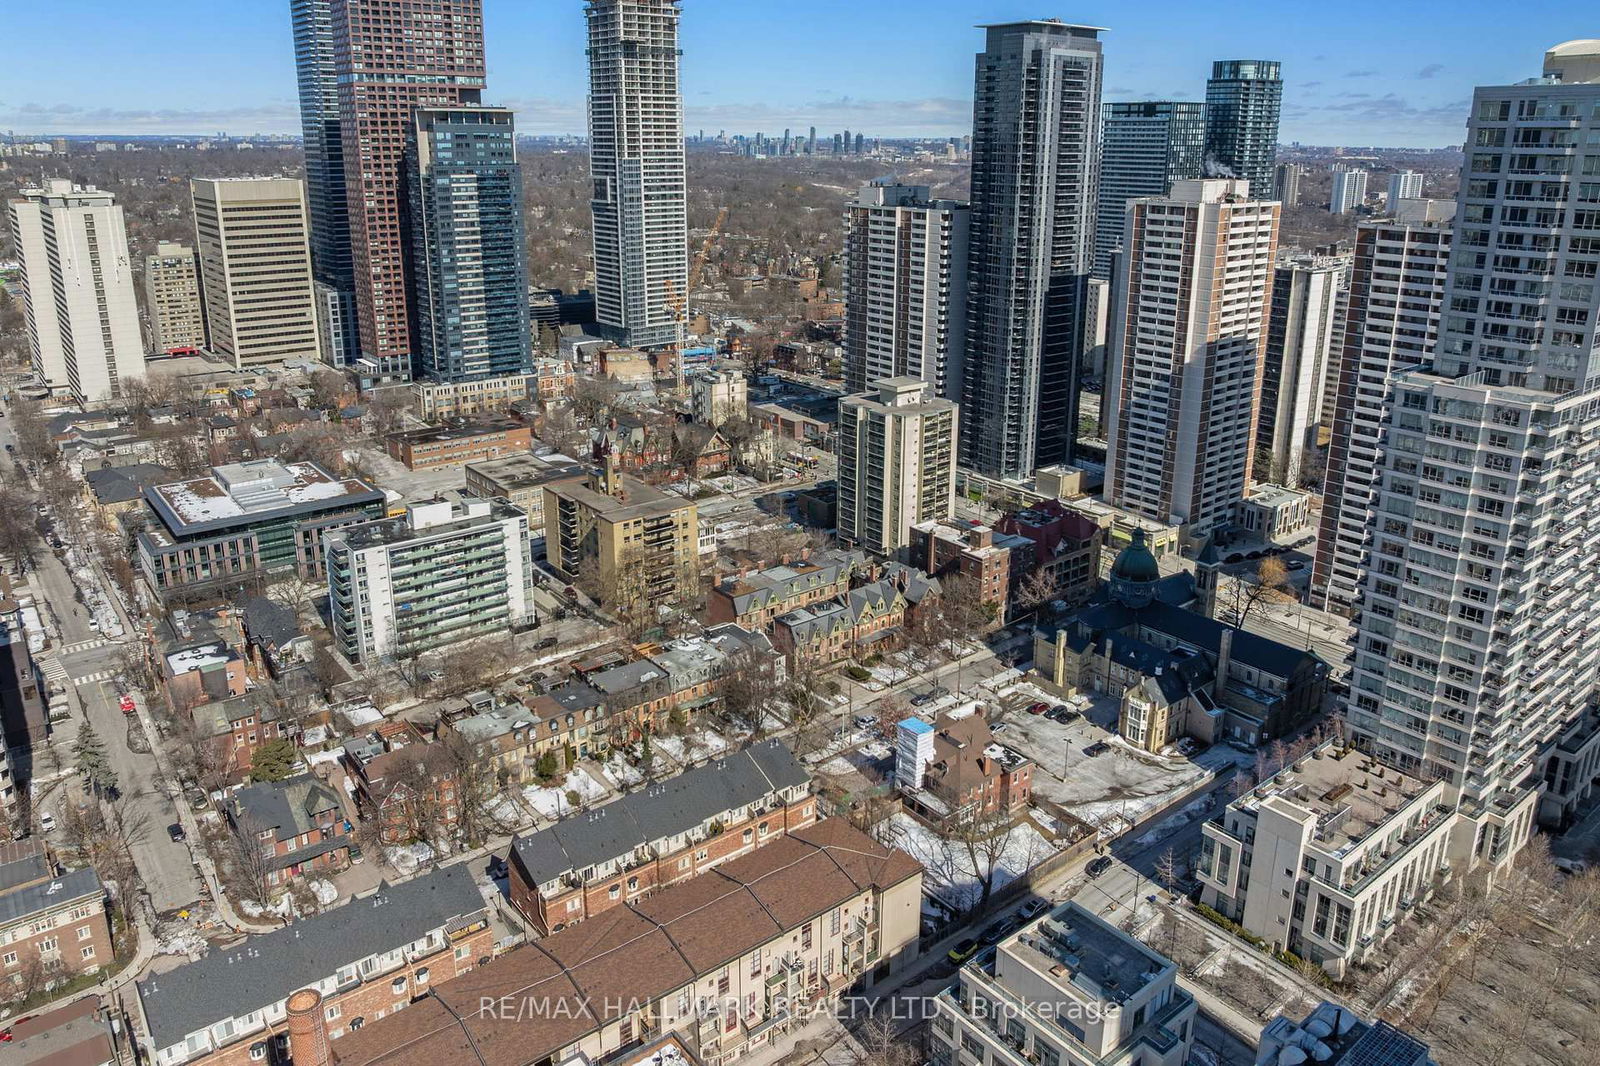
[73, 721, 119, 798]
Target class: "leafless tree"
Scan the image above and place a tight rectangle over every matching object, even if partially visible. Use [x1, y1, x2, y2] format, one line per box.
[948, 807, 1021, 909]
[1226, 557, 1296, 629]
[717, 646, 779, 736]
[1155, 847, 1182, 895]
[227, 809, 276, 905]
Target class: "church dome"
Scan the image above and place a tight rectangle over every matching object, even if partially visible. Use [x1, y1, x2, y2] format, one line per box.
[1109, 528, 1161, 607]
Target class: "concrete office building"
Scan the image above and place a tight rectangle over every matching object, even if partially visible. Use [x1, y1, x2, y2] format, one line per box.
[1094, 101, 1205, 279]
[407, 106, 532, 382]
[326, 495, 535, 661]
[1104, 180, 1279, 533]
[1329, 169, 1369, 214]
[332, 0, 486, 383]
[1205, 60, 1282, 198]
[843, 182, 969, 397]
[928, 901, 1195, 1066]
[1199, 740, 1531, 977]
[1311, 202, 1453, 613]
[1386, 170, 1423, 205]
[7, 180, 146, 404]
[1257, 255, 1345, 486]
[1346, 44, 1600, 834]
[144, 242, 207, 354]
[586, 0, 688, 350]
[191, 178, 321, 369]
[691, 367, 747, 426]
[1273, 161, 1304, 206]
[290, 0, 358, 367]
[962, 21, 1104, 479]
[837, 377, 959, 556]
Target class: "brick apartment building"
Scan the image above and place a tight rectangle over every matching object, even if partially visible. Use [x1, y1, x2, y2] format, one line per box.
[136, 866, 492, 1066]
[384, 418, 533, 471]
[229, 775, 350, 888]
[507, 739, 813, 934]
[0, 842, 112, 987]
[993, 498, 1105, 608]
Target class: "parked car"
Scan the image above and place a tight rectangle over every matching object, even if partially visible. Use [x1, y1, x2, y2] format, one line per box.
[348, 844, 365, 865]
[1016, 898, 1049, 921]
[1086, 856, 1114, 879]
[118, 693, 137, 715]
[167, 823, 186, 843]
[1555, 857, 1589, 876]
[37, 811, 55, 833]
[1083, 742, 1110, 757]
[1026, 701, 1049, 715]
[946, 938, 979, 964]
[535, 637, 560, 650]
[979, 918, 1016, 945]
[910, 692, 935, 707]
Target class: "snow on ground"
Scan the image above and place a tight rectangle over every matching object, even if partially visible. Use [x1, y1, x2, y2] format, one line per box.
[816, 756, 856, 776]
[876, 812, 1059, 912]
[656, 730, 730, 765]
[597, 752, 646, 790]
[859, 740, 892, 761]
[384, 842, 437, 874]
[523, 768, 610, 820]
[308, 878, 339, 906]
[1130, 796, 1213, 847]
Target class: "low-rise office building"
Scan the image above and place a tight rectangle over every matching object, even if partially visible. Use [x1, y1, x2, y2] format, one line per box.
[384, 417, 533, 471]
[507, 738, 813, 934]
[409, 374, 535, 421]
[136, 461, 385, 597]
[1197, 740, 1534, 977]
[319, 820, 923, 1066]
[325, 496, 536, 662]
[928, 901, 1195, 1066]
[135, 866, 492, 1066]
[463, 452, 587, 535]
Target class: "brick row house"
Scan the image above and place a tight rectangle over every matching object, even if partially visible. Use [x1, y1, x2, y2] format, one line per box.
[136, 866, 492, 1066]
[706, 549, 868, 630]
[340, 726, 461, 846]
[769, 578, 908, 664]
[508, 739, 813, 935]
[228, 775, 350, 889]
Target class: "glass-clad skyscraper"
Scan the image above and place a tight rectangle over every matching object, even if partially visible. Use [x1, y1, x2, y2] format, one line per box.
[1204, 59, 1283, 199]
[1094, 100, 1205, 279]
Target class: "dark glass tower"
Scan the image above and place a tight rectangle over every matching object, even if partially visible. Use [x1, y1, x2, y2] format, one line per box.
[1204, 59, 1283, 199]
[407, 107, 532, 382]
[1094, 100, 1205, 279]
[961, 20, 1104, 480]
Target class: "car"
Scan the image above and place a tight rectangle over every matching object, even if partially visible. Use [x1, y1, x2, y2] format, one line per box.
[87, 618, 100, 632]
[348, 844, 365, 865]
[1083, 742, 1110, 757]
[1287, 561, 1306, 571]
[167, 823, 186, 843]
[422, 669, 445, 683]
[37, 811, 55, 833]
[991, 722, 1012, 735]
[854, 713, 877, 729]
[1086, 856, 1114, 879]
[1026, 701, 1048, 715]
[979, 918, 1016, 945]
[1016, 898, 1049, 921]
[947, 938, 979, 964]
[535, 636, 560, 650]
[1050, 704, 1071, 715]
[187, 789, 209, 811]
[118, 693, 136, 715]
[488, 857, 510, 879]
[1555, 857, 1589, 876]
[910, 692, 935, 707]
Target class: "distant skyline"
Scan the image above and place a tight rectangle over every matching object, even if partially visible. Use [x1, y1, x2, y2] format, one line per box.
[1, 1, 1594, 146]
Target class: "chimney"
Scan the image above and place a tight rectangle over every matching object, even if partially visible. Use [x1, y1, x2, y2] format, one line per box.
[1216, 629, 1234, 692]
[286, 989, 332, 1066]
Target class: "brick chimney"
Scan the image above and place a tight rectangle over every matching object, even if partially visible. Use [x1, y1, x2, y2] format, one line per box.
[286, 988, 332, 1066]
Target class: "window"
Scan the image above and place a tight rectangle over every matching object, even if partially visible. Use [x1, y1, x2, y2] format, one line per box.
[717, 969, 730, 995]
[325, 1004, 342, 1021]
[392, 977, 407, 994]
[608, 884, 621, 900]
[78, 925, 93, 941]
[81, 946, 96, 961]
[2, 952, 14, 967]
[416, 967, 430, 984]
[801, 923, 812, 950]
[350, 1018, 365, 1032]
[454, 945, 471, 961]
[250, 1044, 268, 1062]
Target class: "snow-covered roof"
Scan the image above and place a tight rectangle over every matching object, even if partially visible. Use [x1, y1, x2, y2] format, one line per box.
[147, 460, 381, 534]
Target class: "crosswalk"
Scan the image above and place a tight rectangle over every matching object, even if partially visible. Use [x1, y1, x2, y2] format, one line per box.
[71, 669, 116, 687]
[39, 657, 68, 685]
[59, 637, 113, 655]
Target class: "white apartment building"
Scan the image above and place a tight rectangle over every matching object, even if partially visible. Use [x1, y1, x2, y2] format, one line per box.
[844, 183, 970, 397]
[928, 901, 1195, 1066]
[586, 0, 688, 350]
[326, 494, 535, 662]
[1329, 170, 1368, 214]
[191, 177, 321, 369]
[1104, 179, 1280, 533]
[1258, 255, 1346, 486]
[1386, 170, 1423, 205]
[1198, 741, 1532, 978]
[1347, 44, 1600, 831]
[691, 367, 748, 427]
[837, 377, 958, 556]
[7, 180, 146, 404]
[144, 241, 207, 353]
[1312, 202, 1453, 614]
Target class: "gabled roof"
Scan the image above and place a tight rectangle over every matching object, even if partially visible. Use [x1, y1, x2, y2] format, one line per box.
[510, 739, 808, 886]
[232, 774, 342, 843]
[136, 866, 487, 1052]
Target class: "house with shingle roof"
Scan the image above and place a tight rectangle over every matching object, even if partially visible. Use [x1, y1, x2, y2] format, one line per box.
[507, 739, 814, 935]
[229, 774, 350, 888]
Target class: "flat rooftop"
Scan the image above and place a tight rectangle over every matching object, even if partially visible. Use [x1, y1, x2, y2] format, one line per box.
[147, 460, 381, 534]
[165, 642, 233, 675]
[1006, 901, 1169, 1005]
[466, 452, 585, 487]
[387, 417, 526, 445]
[546, 472, 690, 523]
[1241, 745, 1429, 851]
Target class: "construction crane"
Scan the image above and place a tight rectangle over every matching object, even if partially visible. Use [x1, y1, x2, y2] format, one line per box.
[662, 206, 728, 388]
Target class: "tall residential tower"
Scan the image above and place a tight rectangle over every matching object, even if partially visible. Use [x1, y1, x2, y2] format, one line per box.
[1204, 59, 1282, 198]
[962, 20, 1104, 480]
[586, 0, 689, 351]
[1094, 100, 1205, 279]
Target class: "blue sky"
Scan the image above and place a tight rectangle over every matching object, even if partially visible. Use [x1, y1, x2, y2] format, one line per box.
[1, 1, 1593, 145]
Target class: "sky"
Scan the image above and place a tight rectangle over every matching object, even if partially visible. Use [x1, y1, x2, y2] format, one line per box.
[0, 1, 1595, 146]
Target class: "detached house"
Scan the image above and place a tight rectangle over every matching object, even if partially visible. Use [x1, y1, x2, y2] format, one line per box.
[229, 774, 349, 887]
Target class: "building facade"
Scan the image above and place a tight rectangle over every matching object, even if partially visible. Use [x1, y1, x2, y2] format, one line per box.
[1094, 101, 1205, 280]
[407, 106, 532, 382]
[144, 242, 208, 353]
[191, 178, 321, 369]
[462, 452, 586, 535]
[1104, 179, 1280, 533]
[1346, 45, 1600, 833]
[692, 367, 748, 426]
[843, 182, 970, 397]
[331, 0, 487, 382]
[543, 459, 699, 610]
[0, 844, 112, 989]
[1386, 170, 1423, 205]
[384, 417, 532, 470]
[837, 377, 958, 556]
[1204, 59, 1282, 199]
[1272, 161, 1304, 206]
[1311, 203, 1453, 613]
[409, 373, 534, 420]
[928, 901, 1195, 1066]
[586, 0, 688, 350]
[1329, 169, 1369, 214]
[961, 21, 1104, 479]
[1257, 255, 1345, 486]
[8, 180, 146, 403]
[326, 496, 535, 661]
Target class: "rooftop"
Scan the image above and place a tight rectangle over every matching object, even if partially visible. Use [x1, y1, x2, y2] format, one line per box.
[327, 496, 520, 552]
[545, 470, 692, 523]
[1003, 901, 1171, 1006]
[7, 996, 116, 1066]
[147, 461, 380, 535]
[1238, 744, 1434, 853]
[387, 417, 527, 446]
[164, 642, 234, 676]
[466, 452, 586, 488]
[1257, 1002, 1434, 1066]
